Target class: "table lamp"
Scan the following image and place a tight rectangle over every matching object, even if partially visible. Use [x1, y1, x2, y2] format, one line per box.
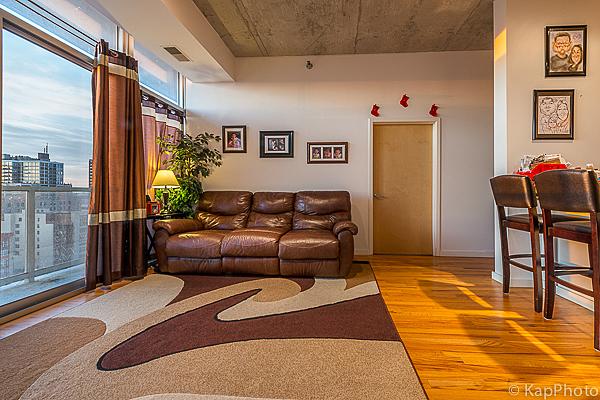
[152, 169, 180, 212]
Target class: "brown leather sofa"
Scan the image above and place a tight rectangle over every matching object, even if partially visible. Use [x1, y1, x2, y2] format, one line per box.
[153, 191, 358, 277]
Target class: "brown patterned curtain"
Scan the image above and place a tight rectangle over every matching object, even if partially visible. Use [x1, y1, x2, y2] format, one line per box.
[87, 40, 146, 290]
[142, 94, 184, 199]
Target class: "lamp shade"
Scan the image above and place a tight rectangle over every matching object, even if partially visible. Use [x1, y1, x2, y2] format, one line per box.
[152, 170, 180, 188]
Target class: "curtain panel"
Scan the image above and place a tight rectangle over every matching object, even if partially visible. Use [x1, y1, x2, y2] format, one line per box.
[142, 94, 184, 199]
[87, 40, 147, 290]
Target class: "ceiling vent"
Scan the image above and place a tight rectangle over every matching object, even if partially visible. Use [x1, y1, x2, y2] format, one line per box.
[162, 46, 191, 62]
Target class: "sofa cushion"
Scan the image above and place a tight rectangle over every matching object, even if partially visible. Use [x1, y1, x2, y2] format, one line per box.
[197, 191, 253, 215]
[293, 214, 336, 230]
[252, 192, 295, 213]
[166, 230, 230, 258]
[293, 191, 351, 230]
[295, 191, 351, 216]
[221, 227, 286, 257]
[278, 230, 339, 260]
[196, 191, 252, 230]
[247, 192, 294, 229]
[196, 212, 249, 230]
[247, 212, 293, 229]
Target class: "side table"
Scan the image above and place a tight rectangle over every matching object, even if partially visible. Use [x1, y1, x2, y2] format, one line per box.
[146, 213, 186, 270]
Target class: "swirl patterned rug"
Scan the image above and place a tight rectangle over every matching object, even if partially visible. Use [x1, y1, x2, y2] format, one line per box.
[0, 263, 426, 400]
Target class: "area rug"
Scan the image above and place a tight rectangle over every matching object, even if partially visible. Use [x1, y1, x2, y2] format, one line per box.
[0, 263, 427, 400]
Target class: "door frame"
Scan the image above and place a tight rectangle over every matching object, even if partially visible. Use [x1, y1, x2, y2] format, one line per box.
[367, 119, 442, 256]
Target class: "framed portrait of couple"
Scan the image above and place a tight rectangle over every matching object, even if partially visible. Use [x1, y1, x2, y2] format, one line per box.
[222, 125, 247, 153]
[545, 25, 587, 77]
[307, 142, 349, 164]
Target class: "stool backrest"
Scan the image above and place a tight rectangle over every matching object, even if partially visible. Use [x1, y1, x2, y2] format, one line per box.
[490, 175, 537, 209]
[535, 169, 600, 213]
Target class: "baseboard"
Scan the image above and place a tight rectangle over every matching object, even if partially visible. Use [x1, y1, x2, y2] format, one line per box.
[440, 249, 495, 258]
[354, 248, 370, 256]
[491, 271, 533, 287]
[355, 248, 495, 257]
[491, 271, 594, 311]
[556, 286, 593, 311]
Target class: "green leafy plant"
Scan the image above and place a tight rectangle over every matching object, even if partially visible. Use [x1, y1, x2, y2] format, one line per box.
[156, 132, 222, 216]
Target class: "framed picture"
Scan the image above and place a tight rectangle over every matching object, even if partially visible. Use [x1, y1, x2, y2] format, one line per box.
[533, 89, 574, 141]
[146, 201, 161, 215]
[545, 25, 587, 77]
[259, 131, 294, 158]
[307, 142, 349, 164]
[222, 125, 247, 153]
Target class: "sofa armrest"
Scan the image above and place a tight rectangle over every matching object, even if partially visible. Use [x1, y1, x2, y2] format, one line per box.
[153, 219, 203, 235]
[333, 221, 358, 236]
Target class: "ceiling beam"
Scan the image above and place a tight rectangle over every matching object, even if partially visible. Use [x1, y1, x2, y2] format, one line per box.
[95, 0, 235, 82]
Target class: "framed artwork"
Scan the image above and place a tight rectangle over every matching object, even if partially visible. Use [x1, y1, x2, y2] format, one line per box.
[307, 142, 349, 164]
[259, 131, 294, 158]
[532, 89, 574, 141]
[545, 25, 587, 77]
[222, 125, 247, 153]
[146, 201, 161, 215]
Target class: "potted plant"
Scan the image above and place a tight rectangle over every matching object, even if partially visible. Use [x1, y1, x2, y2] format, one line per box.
[156, 132, 222, 216]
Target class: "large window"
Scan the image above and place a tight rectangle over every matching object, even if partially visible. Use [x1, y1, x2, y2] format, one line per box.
[136, 42, 180, 105]
[0, 0, 117, 55]
[0, 1, 184, 316]
[0, 27, 92, 313]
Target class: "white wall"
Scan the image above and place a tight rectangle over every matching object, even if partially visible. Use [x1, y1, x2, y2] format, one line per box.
[494, 0, 600, 307]
[186, 51, 494, 255]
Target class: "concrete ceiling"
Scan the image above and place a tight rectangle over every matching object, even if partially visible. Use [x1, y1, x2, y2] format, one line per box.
[192, 0, 493, 57]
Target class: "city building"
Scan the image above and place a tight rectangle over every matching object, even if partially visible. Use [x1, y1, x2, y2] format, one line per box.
[2, 146, 65, 187]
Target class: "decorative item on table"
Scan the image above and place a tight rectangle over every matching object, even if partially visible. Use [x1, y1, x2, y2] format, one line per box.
[516, 153, 568, 179]
[222, 125, 247, 153]
[146, 201, 161, 215]
[157, 132, 222, 216]
[532, 89, 574, 140]
[259, 131, 294, 158]
[545, 25, 587, 77]
[152, 170, 180, 213]
[307, 142, 349, 164]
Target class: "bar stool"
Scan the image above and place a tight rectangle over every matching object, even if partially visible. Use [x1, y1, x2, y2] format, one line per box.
[535, 169, 600, 351]
[490, 175, 544, 312]
[490, 175, 586, 312]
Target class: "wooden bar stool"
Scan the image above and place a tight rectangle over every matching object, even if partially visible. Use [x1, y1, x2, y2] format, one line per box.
[490, 175, 586, 312]
[490, 175, 544, 312]
[535, 169, 600, 351]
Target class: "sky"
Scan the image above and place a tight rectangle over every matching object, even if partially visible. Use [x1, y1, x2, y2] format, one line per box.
[2, 29, 93, 187]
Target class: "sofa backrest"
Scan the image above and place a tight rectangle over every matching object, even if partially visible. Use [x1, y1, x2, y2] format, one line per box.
[196, 191, 252, 230]
[247, 192, 295, 230]
[293, 191, 351, 230]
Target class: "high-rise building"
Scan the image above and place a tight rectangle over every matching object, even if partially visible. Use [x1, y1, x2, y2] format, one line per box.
[2, 145, 65, 187]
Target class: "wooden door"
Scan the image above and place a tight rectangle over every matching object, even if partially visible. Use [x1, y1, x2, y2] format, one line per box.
[373, 124, 433, 255]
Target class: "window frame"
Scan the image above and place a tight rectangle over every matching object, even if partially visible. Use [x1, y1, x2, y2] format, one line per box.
[0, 0, 118, 58]
[0, 10, 92, 320]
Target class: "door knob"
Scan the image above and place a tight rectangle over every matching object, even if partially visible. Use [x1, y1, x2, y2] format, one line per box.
[373, 193, 385, 199]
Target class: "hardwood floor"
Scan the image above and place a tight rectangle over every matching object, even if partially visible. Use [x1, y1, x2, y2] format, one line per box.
[0, 280, 130, 340]
[368, 255, 600, 400]
[1, 256, 598, 399]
